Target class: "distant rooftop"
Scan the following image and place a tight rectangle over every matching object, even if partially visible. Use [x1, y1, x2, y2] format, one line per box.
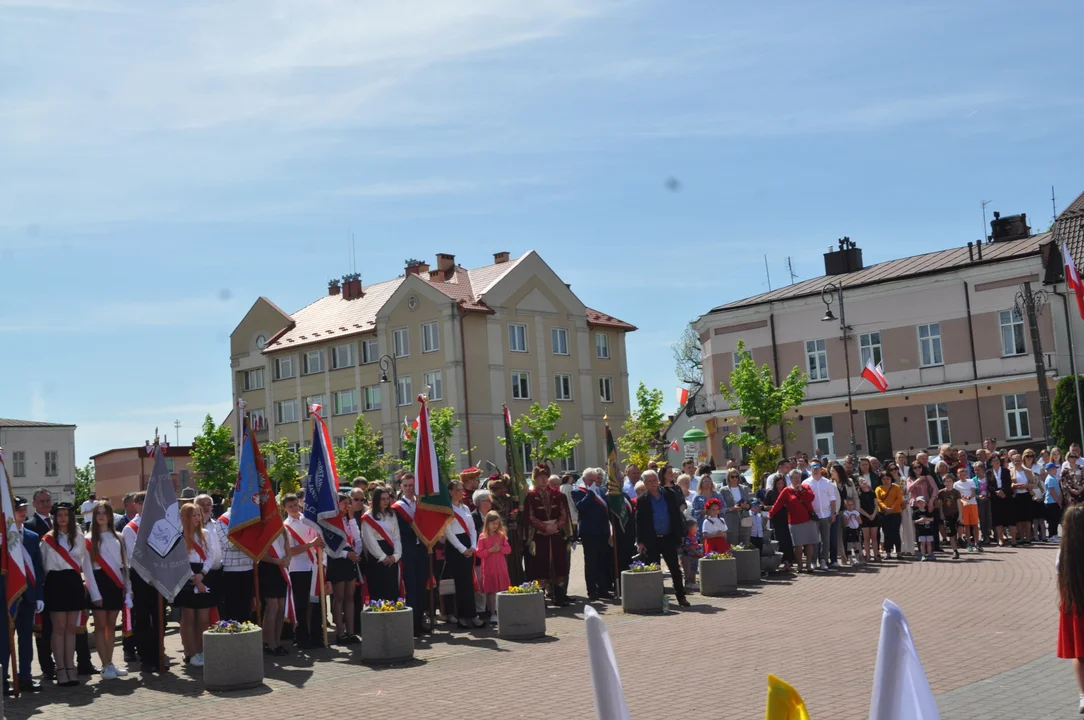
[0, 418, 75, 428]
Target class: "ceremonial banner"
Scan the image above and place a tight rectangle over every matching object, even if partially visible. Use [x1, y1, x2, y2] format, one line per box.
[412, 395, 453, 549]
[604, 422, 628, 528]
[585, 604, 631, 720]
[303, 406, 347, 552]
[228, 413, 283, 561]
[502, 404, 525, 503]
[0, 452, 27, 617]
[131, 446, 192, 601]
[869, 599, 941, 720]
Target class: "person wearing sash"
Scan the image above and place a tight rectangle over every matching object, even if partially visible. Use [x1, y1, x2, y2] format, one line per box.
[258, 528, 292, 656]
[88, 500, 132, 680]
[525, 464, 571, 606]
[574, 467, 613, 601]
[443, 480, 483, 629]
[392, 473, 428, 637]
[174, 503, 213, 668]
[360, 487, 403, 602]
[327, 493, 361, 645]
[41, 501, 98, 687]
[217, 505, 256, 624]
[194, 494, 223, 618]
[121, 492, 160, 672]
[2, 496, 44, 696]
[283, 494, 324, 650]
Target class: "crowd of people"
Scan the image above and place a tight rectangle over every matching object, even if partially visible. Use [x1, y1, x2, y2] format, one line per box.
[6, 435, 1084, 701]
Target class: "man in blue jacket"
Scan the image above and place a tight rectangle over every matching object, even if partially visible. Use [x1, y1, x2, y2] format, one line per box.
[2, 495, 45, 695]
[573, 468, 613, 602]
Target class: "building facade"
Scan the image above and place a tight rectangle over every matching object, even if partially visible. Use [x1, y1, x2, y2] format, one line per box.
[229, 251, 634, 475]
[91, 445, 195, 502]
[0, 419, 77, 501]
[694, 211, 1071, 463]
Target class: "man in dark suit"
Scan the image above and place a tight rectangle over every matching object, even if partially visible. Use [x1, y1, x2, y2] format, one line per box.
[392, 473, 429, 637]
[573, 468, 613, 601]
[3, 496, 45, 695]
[635, 469, 691, 607]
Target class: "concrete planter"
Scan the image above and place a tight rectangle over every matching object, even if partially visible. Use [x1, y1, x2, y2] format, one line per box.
[620, 570, 664, 614]
[762, 540, 778, 556]
[733, 548, 761, 584]
[496, 591, 546, 640]
[360, 608, 414, 664]
[699, 557, 737, 596]
[203, 628, 264, 690]
[761, 552, 782, 573]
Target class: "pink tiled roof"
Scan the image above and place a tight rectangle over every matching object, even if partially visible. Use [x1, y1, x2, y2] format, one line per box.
[585, 307, 637, 330]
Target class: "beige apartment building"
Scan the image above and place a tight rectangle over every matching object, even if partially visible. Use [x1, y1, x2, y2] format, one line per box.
[693, 208, 1078, 463]
[0, 419, 77, 501]
[229, 251, 634, 475]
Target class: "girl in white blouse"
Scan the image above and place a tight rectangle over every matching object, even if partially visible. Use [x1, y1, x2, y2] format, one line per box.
[175, 503, 213, 667]
[88, 500, 132, 680]
[443, 480, 483, 628]
[361, 487, 403, 602]
[327, 493, 362, 644]
[41, 502, 99, 688]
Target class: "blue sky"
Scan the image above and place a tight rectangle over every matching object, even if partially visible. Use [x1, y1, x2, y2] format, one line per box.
[1, 0, 1082, 464]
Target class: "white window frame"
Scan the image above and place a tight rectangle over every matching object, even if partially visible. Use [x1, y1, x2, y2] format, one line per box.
[858, 331, 882, 367]
[363, 385, 382, 412]
[812, 416, 835, 458]
[362, 339, 379, 364]
[424, 370, 443, 401]
[551, 327, 569, 356]
[559, 448, 577, 473]
[165, 457, 175, 473]
[918, 323, 943, 368]
[397, 375, 413, 407]
[509, 323, 528, 353]
[249, 408, 267, 429]
[334, 389, 358, 416]
[519, 442, 532, 471]
[925, 403, 950, 446]
[11, 451, 25, 478]
[277, 399, 299, 425]
[595, 333, 610, 359]
[554, 373, 573, 401]
[732, 351, 743, 368]
[274, 355, 296, 380]
[511, 371, 531, 400]
[332, 343, 355, 370]
[243, 367, 264, 391]
[805, 339, 828, 382]
[302, 349, 324, 375]
[1004, 393, 1031, 440]
[393, 327, 410, 358]
[421, 322, 439, 354]
[599, 376, 614, 403]
[999, 309, 1027, 357]
[44, 451, 58, 477]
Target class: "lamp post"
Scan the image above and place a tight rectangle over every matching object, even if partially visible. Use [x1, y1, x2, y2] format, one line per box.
[821, 281, 858, 461]
[1013, 282, 1054, 443]
[379, 354, 401, 460]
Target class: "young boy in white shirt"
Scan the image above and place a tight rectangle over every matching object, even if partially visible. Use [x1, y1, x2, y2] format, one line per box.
[953, 466, 981, 553]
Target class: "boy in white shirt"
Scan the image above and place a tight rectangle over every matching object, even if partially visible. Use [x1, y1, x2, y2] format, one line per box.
[842, 499, 861, 566]
[953, 467, 981, 553]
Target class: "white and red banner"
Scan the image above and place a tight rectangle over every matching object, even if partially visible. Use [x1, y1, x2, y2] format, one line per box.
[676, 387, 689, 406]
[1, 451, 28, 618]
[861, 358, 889, 393]
[1064, 243, 1084, 321]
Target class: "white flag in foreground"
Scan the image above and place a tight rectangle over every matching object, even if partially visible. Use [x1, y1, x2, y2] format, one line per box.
[585, 605, 632, 720]
[869, 599, 941, 720]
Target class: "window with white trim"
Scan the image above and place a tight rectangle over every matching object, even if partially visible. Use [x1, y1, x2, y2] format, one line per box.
[999, 310, 1026, 357]
[599, 376, 614, 403]
[859, 331, 882, 367]
[424, 370, 443, 401]
[805, 339, 828, 381]
[732, 351, 742, 369]
[277, 399, 298, 424]
[44, 451, 58, 477]
[559, 448, 577, 472]
[519, 443, 532, 471]
[243, 368, 264, 391]
[812, 416, 835, 458]
[12, 451, 25, 477]
[332, 343, 355, 369]
[596, 333, 610, 359]
[511, 371, 531, 400]
[918, 324, 943, 367]
[1004, 393, 1030, 439]
[334, 389, 358, 415]
[509, 323, 528, 353]
[362, 339, 379, 364]
[551, 327, 569, 356]
[274, 356, 295, 380]
[397, 375, 413, 406]
[393, 327, 410, 358]
[925, 403, 950, 446]
[363, 385, 381, 412]
[422, 322, 439, 353]
[554, 373, 573, 401]
[302, 349, 324, 375]
[248, 408, 267, 430]
[165, 458, 175, 473]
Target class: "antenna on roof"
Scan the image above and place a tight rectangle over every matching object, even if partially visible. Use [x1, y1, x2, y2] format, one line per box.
[351, 232, 357, 273]
[786, 256, 799, 285]
[981, 200, 991, 243]
[764, 255, 772, 292]
[1052, 185, 1058, 225]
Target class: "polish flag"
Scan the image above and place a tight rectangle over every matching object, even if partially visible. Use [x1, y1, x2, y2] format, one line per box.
[668, 439, 679, 452]
[676, 387, 689, 406]
[1064, 244, 1084, 320]
[861, 358, 889, 393]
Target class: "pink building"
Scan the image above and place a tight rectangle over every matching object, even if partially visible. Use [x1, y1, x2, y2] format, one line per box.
[91, 445, 196, 503]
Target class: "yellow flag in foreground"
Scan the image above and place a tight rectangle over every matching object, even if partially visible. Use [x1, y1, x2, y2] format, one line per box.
[765, 674, 811, 720]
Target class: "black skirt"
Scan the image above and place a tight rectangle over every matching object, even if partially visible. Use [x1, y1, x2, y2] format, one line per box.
[257, 561, 288, 599]
[93, 569, 125, 611]
[1013, 493, 1032, 523]
[174, 563, 216, 609]
[991, 493, 1015, 527]
[327, 557, 357, 584]
[45, 569, 86, 612]
[364, 539, 401, 602]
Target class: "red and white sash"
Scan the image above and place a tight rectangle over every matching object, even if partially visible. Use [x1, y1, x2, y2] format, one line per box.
[361, 515, 406, 598]
[392, 499, 415, 523]
[266, 541, 296, 624]
[86, 538, 132, 634]
[44, 535, 89, 631]
[450, 510, 479, 592]
[126, 520, 140, 534]
[284, 523, 321, 601]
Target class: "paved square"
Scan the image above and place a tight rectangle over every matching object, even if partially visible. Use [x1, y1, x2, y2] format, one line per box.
[5, 544, 1077, 719]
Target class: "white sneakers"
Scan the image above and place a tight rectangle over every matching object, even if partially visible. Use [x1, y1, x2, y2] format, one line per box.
[189, 653, 204, 668]
[114, 665, 128, 677]
[101, 665, 118, 680]
[489, 613, 498, 624]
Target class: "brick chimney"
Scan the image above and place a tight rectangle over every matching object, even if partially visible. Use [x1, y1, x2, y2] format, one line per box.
[328, 279, 341, 296]
[436, 253, 456, 272]
[989, 211, 1031, 243]
[823, 236, 864, 276]
[493, 251, 510, 264]
[341, 274, 363, 300]
[405, 259, 430, 276]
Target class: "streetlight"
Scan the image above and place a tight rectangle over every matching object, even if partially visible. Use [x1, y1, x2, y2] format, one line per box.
[379, 354, 401, 461]
[821, 281, 858, 461]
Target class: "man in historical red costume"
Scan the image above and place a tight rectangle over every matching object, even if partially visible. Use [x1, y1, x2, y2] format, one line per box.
[525, 464, 571, 606]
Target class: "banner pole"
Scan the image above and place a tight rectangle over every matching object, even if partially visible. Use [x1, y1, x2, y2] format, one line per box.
[8, 615, 18, 697]
[610, 511, 621, 601]
[253, 569, 263, 626]
[317, 547, 328, 648]
[157, 594, 166, 672]
[428, 550, 435, 631]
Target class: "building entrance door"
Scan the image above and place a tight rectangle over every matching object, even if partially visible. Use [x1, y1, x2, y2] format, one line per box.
[865, 409, 893, 461]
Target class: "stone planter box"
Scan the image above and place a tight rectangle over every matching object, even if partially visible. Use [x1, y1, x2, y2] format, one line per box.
[761, 552, 782, 573]
[203, 628, 264, 690]
[699, 557, 737, 596]
[762, 540, 778, 556]
[620, 570, 664, 614]
[733, 549, 761, 584]
[360, 608, 414, 664]
[496, 591, 546, 640]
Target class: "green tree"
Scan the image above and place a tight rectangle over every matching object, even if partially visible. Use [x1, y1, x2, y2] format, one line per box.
[74, 461, 94, 506]
[401, 406, 468, 479]
[499, 402, 582, 467]
[335, 415, 391, 484]
[190, 413, 238, 494]
[1052, 375, 1084, 450]
[719, 340, 808, 488]
[671, 323, 703, 387]
[617, 383, 667, 469]
[261, 437, 308, 495]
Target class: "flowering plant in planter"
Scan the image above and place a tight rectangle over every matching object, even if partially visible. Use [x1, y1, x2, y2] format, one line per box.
[364, 598, 407, 613]
[207, 620, 260, 634]
[627, 560, 661, 573]
[704, 551, 734, 560]
[731, 543, 751, 551]
[505, 581, 542, 594]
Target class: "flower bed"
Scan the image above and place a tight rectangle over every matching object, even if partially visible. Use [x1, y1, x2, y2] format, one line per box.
[504, 581, 543, 594]
[360, 605, 414, 665]
[497, 585, 546, 640]
[626, 560, 661, 573]
[699, 556, 738, 596]
[364, 598, 407, 613]
[203, 621, 263, 690]
[621, 567, 663, 614]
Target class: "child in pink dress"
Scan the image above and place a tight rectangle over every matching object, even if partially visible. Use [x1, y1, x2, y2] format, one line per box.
[478, 510, 512, 624]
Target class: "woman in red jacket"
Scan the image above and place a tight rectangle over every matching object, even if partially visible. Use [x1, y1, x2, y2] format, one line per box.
[769, 469, 819, 573]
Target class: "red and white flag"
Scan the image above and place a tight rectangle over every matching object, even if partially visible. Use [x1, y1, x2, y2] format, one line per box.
[668, 439, 679, 452]
[1064, 244, 1084, 321]
[861, 358, 889, 393]
[0, 450, 28, 618]
[676, 387, 689, 406]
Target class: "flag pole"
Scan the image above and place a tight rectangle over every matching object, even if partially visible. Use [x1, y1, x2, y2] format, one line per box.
[609, 511, 621, 601]
[317, 546, 328, 648]
[8, 615, 18, 697]
[427, 550, 436, 631]
[1062, 240, 1084, 446]
[158, 594, 166, 672]
[253, 570, 263, 626]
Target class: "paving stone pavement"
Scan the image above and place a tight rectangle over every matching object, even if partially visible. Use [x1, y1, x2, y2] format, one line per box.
[3, 543, 1078, 719]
